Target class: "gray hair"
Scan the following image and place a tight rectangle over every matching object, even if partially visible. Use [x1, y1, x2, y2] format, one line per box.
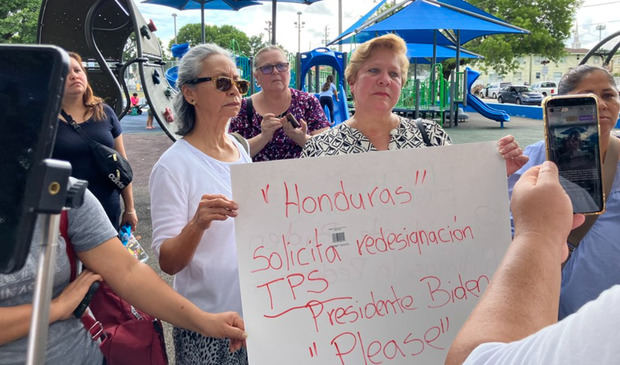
[254, 45, 286, 69]
[558, 64, 617, 95]
[174, 43, 233, 135]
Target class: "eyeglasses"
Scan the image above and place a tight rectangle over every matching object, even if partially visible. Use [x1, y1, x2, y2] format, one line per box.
[186, 76, 250, 95]
[257, 62, 289, 75]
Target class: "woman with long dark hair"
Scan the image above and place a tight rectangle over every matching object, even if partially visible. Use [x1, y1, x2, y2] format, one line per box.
[53, 52, 137, 231]
[319, 74, 339, 123]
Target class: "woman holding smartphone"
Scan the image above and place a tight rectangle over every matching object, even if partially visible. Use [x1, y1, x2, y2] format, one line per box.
[229, 45, 330, 161]
[507, 65, 620, 319]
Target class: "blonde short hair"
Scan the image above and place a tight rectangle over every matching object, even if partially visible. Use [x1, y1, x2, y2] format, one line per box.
[345, 34, 409, 87]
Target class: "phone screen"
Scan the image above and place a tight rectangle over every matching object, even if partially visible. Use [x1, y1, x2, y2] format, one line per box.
[545, 96, 604, 214]
[0, 45, 68, 273]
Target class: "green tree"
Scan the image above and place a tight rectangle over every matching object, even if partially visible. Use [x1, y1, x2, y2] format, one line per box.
[0, 0, 40, 44]
[249, 34, 268, 56]
[169, 23, 251, 56]
[464, 0, 580, 75]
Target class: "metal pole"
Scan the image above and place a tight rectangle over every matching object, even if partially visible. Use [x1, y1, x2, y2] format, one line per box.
[431, 30, 437, 108]
[271, 0, 277, 45]
[172, 13, 177, 45]
[338, 0, 342, 52]
[200, 3, 205, 43]
[297, 12, 302, 54]
[454, 30, 460, 126]
[26, 214, 61, 365]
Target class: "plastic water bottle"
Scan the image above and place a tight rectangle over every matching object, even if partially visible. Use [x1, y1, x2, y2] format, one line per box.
[119, 224, 149, 263]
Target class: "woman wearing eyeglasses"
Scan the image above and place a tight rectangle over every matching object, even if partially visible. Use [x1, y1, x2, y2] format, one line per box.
[229, 45, 331, 161]
[149, 44, 251, 365]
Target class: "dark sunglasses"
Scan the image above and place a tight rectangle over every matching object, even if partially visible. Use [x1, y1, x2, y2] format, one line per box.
[257, 62, 289, 75]
[186, 76, 249, 95]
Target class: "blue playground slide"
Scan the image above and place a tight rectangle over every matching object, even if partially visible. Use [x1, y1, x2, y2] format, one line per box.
[318, 83, 348, 125]
[165, 66, 178, 89]
[299, 48, 350, 126]
[465, 67, 510, 128]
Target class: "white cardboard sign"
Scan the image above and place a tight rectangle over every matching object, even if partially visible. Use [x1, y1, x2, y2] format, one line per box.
[231, 142, 511, 364]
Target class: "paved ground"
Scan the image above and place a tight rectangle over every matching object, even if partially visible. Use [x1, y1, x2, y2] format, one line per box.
[121, 109, 611, 363]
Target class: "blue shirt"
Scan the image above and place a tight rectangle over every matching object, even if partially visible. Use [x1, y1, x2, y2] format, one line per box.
[508, 140, 620, 319]
[319, 82, 337, 98]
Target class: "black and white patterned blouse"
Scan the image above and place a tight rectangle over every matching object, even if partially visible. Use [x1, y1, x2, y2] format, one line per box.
[300, 116, 451, 158]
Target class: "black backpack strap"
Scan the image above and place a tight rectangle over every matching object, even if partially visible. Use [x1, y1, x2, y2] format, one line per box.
[245, 97, 254, 122]
[415, 118, 432, 147]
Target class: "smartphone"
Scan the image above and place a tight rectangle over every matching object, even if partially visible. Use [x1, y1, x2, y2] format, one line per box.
[543, 94, 604, 214]
[0, 45, 69, 273]
[286, 112, 301, 128]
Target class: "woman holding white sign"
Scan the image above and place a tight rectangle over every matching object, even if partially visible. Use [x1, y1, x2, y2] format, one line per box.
[149, 44, 251, 365]
[301, 34, 527, 176]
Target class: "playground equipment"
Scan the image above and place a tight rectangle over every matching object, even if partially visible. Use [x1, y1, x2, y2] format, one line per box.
[39, 0, 180, 140]
[297, 47, 350, 125]
[464, 67, 510, 127]
[164, 43, 190, 89]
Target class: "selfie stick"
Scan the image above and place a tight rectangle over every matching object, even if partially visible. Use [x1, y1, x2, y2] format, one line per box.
[25, 159, 87, 365]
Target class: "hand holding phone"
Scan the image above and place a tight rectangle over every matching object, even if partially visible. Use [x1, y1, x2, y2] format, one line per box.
[543, 94, 605, 214]
[286, 112, 301, 128]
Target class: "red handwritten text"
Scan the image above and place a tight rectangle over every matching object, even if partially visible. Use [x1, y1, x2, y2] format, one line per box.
[356, 217, 474, 257]
[329, 317, 450, 364]
[257, 269, 329, 310]
[251, 228, 342, 274]
[420, 273, 489, 309]
[284, 180, 415, 218]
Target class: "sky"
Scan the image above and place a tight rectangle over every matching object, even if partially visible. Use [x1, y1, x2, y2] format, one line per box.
[136, 0, 620, 54]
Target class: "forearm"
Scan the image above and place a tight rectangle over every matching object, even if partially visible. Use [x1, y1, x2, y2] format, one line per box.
[445, 233, 563, 365]
[158, 220, 204, 274]
[248, 134, 271, 157]
[0, 301, 65, 345]
[121, 183, 135, 212]
[105, 259, 211, 334]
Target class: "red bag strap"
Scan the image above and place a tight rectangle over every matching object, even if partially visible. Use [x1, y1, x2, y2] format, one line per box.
[60, 210, 78, 281]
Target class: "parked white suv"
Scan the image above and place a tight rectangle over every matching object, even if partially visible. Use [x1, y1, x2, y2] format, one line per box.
[485, 82, 512, 99]
[531, 81, 557, 97]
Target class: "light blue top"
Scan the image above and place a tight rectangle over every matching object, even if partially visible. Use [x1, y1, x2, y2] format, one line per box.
[508, 140, 620, 319]
[319, 82, 337, 98]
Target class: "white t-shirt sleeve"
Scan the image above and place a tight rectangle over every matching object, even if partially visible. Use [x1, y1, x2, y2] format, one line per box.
[149, 160, 190, 257]
[463, 285, 620, 365]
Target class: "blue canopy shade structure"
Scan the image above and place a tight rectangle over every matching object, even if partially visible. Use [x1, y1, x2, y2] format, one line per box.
[338, 28, 456, 46]
[407, 43, 481, 63]
[436, 0, 504, 22]
[362, 0, 528, 45]
[142, 0, 261, 43]
[333, 0, 387, 45]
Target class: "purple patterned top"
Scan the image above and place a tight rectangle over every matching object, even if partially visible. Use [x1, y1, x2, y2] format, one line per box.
[229, 88, 330, 161]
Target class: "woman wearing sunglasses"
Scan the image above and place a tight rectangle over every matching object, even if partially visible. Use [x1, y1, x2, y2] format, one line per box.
[149, 44, 251, 365]
[229, 45, 331, 161]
